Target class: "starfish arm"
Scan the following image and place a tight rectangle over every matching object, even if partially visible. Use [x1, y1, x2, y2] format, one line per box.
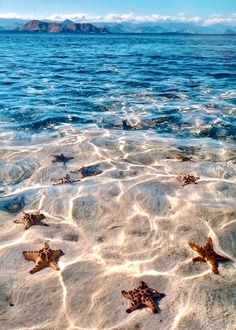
[49, 260, 60, 271]
[188, 242, 201, 253]
[143, 297, 158, 313]
[206, 258, 219, 274]
[52, 249, 63, 259]
[205, 237, 213, 250]
[52, 154, 61, 160]
[25, 221, 32, 230]
[52, 180, 59, 185]
[121, 290, 133, 300]
[215, 253, 232, 262]
[40, 222, 49, 227]
[139, 281, 148, 289]
[126, 302, 142, 313]
[14, 218, 23, 224]
[193, 256, 205, 262]
[29, 259, 47, 274]
[23, 251, 39, 262]
[69, 180, 78, 184]
[44, 243, 49, 249]
[154, 292, 166, 299]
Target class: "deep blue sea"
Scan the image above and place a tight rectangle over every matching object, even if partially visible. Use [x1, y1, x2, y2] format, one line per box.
[0, 33, 236, 330]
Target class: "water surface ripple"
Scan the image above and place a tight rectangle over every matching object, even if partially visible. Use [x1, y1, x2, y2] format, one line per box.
[0, 34, 235, 141]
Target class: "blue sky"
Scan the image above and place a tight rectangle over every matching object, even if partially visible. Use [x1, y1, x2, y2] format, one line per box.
[0, 0, 235, 24]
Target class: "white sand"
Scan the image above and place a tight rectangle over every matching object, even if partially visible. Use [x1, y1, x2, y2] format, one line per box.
[0, 125, 235, 330]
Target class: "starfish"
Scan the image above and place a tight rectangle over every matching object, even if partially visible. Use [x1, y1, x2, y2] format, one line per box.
[51, 153, 74, 165]
[23, 242, 64, 274]
[177, 174, 200, 186]
[189, 237, 232, 274]
[175, 154, 192, 161]
[121, 281, 165, 314]
[71, 164, 103, 178]
[51, 174, 80, 185]
[14, 211, 49, 230]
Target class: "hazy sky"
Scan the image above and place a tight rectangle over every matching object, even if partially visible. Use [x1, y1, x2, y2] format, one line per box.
[0, 0, 235, 24]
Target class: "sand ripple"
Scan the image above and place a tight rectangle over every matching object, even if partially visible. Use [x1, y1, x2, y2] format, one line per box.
[0, 127, 235, 330]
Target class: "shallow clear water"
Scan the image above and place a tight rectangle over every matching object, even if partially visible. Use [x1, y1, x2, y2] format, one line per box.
[0, 33, 235, 330]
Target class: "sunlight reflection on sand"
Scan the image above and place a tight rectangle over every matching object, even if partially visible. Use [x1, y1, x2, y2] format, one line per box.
[0, 125, 235, 329]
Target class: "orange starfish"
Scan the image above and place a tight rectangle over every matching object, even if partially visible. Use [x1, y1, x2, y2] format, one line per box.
[14, 211, 48, 230]
[51, 174, 80, 185]
[189, 237, 231, 274]
[177, 174, 200, 186]
[175, 154, 192, 161]
[121, 281, 165, 313]
[23, 242, 64, 274]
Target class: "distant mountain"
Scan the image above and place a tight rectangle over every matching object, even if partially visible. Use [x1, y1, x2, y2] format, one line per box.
[95, 22, 236, 34]
[224, 29, 236, 35]
[0, 18, 28, 31]
[0, 18, 236, 35]
[95, 22, 166, 34]
[12, 19, 110, 33]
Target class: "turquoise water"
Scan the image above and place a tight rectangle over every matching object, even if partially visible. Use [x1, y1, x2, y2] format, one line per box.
[0, 33, 235, 140]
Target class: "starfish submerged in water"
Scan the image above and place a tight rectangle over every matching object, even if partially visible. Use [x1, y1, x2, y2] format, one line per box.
[121, 281, 165, 314]
[189, 237, 232, 274]
[175, 154, 192, 161]
[177, 174, 200, 186]
[14, 211, 48, 230]
[23, 242, 64, 274]
[51, 174, 80, 185]
[51, 153, 74, 165]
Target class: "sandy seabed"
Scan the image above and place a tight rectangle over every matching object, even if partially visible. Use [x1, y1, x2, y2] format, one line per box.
[0, 125, 235, 330]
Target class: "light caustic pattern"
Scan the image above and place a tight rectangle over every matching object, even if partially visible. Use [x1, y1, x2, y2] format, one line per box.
[0, 125, 235, 330]
[0, 34, 236, 330]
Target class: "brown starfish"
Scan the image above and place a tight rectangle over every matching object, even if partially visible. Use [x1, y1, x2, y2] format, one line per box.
[177, 174, 200, 186]
[14, 211, 48, 230]
[175, 154, 192, 161]
[51, 153, 74, 165]
[189, 237, 231, 274]
[51, 174, 80, 185]
[121, 281, 165, 314]
[23, 242, 64, 274]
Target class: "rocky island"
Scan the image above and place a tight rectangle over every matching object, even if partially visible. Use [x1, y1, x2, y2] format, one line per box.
[15, 19, 110, 33]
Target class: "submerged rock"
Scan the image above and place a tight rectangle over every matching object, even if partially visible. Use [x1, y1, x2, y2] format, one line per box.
[70, 164, 103, 178]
